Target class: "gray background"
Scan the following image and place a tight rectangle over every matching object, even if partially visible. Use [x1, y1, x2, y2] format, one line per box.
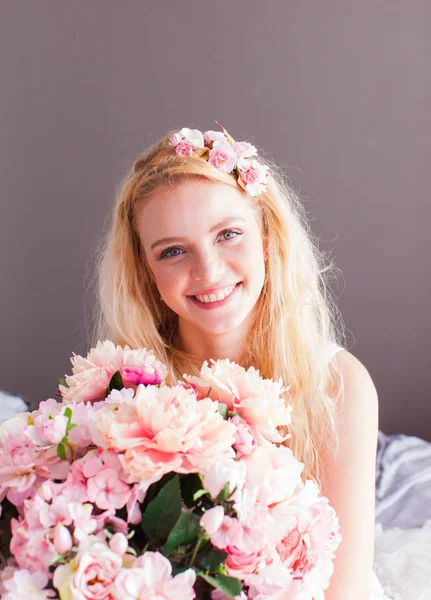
[1, 2, 429, 439]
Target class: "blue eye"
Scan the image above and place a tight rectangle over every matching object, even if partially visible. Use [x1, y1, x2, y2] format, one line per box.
[159, 247, 183, 260]
[221, 229, 242, 241]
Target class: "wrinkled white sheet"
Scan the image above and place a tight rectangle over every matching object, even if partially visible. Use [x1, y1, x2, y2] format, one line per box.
[372, 520, 431, 600]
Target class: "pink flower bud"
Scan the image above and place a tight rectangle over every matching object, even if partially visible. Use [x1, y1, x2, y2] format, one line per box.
[109, 532, 128, 555]
[54, 524, 73, 555]
[200, 506, 224, 536]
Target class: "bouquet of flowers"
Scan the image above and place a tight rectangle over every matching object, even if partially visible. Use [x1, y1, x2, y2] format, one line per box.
[0, 340, 341, 600]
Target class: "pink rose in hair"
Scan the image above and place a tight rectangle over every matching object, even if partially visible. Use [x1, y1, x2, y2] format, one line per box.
[204, 130, 228, 144]
[180, 127, 205, 148]
[238, 159, 267, 186]
[208, 142, 238, 172]
[233, 141, 257, 159]
[175, 140, 194, 157]
[169, 132, 182, 146]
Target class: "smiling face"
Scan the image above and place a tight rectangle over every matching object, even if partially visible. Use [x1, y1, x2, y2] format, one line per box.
[136, 179, 266, 344]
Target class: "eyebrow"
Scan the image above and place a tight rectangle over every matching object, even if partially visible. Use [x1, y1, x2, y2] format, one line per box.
[150, 217, 247, 251]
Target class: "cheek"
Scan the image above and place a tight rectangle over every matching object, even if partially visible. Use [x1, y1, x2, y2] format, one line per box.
[151, 264, 186, 298]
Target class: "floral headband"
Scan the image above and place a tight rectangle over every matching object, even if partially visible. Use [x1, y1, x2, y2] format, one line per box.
[149, 122, 269, 197]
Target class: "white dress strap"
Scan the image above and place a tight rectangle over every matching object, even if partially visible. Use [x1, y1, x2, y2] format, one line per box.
[327, 343, 344, 361]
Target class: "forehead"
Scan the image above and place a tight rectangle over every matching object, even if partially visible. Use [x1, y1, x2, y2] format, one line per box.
[136, 180, 256, 242]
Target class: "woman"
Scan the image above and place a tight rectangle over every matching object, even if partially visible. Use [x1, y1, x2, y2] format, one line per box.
[93, 125, 387, 599]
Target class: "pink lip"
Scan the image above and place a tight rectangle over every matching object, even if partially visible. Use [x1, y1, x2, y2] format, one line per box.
[188, 282, 241, 310]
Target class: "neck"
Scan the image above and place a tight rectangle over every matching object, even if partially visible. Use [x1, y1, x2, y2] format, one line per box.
[177, 320, 250, 365]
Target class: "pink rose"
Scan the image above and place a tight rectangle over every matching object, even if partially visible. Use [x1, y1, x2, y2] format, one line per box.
[238, 160, 267, 185]
[204, 130, 228, 144]
[233, 141, 257, 159]
[208, 142, 238, 172]
[169, 132, 182, 146]
[175, 140, 194, 157]
[53, 538, 122, 599]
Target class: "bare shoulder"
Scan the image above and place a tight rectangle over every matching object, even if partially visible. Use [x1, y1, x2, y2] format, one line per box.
[330, 349, 379, 427]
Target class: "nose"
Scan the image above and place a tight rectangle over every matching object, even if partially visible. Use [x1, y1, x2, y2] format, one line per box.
[191, 248, 225, 283]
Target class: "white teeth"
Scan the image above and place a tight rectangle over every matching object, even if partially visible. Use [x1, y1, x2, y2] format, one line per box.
[195, 284, 236, 304]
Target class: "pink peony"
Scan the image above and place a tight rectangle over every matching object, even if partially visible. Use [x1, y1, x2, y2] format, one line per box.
[185, 359, 291, 443]
[185, 359, 285, 410]
[231, 416, 256, 456]
[271, 480, 341, 580]
[59, 340, 167, 404]
[245, 557, 294, 600]
[208, 142, 238, 173]
[242, 444, 304, 506]
[112, 552, 196, 600]
[95, 384, 236, 486]
[53, 537, 122, 599]
[175, 140, 194, 157]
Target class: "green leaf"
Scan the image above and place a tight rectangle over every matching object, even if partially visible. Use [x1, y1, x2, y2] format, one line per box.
[198, 548, 228, 571]
[141, 475, 182, 543]
[57, 443, 67, 460]
[66, 422, 77, 433]
[181, 473, 204, 508]
[59, 378, 69, 388]
[215, 482, 231, 503]
[200, 573, 242, 598]
[163, 511, 201, 554]
[64, 407, 72, 421]
[107, 370, 124, 393]
[217, 403, 228, 419]
[193, 489, 209, 502]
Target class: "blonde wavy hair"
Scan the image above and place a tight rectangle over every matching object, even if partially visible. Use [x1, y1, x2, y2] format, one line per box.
[92, 128, 346, 487]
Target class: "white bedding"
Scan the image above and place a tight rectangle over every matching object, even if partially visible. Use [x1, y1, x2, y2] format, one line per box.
[372, 520, 431, 600]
